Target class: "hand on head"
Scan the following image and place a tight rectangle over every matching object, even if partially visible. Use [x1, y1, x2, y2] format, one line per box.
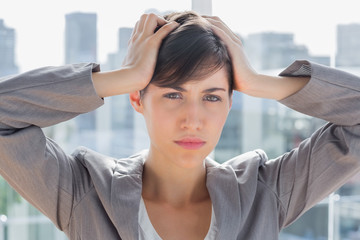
[122, 13, 179, 91]
[202, 16, 257, 93]
[93, 12, 308, 100]
[203, 16, 310, 100]
[123, 12, 252, 95]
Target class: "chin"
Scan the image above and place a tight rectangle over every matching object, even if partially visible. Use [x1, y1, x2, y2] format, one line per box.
[174, 151, 208, 169]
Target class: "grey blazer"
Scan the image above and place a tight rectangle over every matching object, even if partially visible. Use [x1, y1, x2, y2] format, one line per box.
[0, 61, 359, 240]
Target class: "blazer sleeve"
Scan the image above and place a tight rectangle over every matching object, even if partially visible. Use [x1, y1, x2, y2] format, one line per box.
[258, 60, 360, 228]
[0, 63, 104, 230]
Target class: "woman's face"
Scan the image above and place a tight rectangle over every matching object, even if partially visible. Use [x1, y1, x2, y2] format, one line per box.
[133, 67, 232, 168]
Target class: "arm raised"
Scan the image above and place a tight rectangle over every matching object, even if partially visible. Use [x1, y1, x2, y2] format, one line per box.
[204, 16, 310, 100]
[93, 14, 179, 98]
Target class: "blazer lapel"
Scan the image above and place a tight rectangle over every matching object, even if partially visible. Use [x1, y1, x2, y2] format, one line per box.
[108, 151, 258, 239]
[206, 158, 242, 239]
[109, 151, 146, 240]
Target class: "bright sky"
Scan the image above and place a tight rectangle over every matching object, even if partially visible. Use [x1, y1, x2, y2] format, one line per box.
[0, 0, 359, 71]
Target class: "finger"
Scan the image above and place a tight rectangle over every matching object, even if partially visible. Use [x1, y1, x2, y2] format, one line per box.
[202, 15, 222, 21]
[205, 17, 242, 44]
[205, 17, 239, 41]
[143, 13, 168, 36]
[134, 14, 148, 35]
[131, 21, 140, 38]
[151, 21, 180, 44]
[202, 15, 225, 26]
[210, 23, 236, 48]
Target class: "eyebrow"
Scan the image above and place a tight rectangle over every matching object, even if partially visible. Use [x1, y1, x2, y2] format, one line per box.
[202, 87, 227, 93]
[169, 86, 227, 93]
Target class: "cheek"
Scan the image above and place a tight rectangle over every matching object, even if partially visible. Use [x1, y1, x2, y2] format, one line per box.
[213, 113, 228, 134]
[143, 98, 230, 136]
[205, 102, 230, 122]
[143, 104, 176, 138]
[206, 105, 230, 136]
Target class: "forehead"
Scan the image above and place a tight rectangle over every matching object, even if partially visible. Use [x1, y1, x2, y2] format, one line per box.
[152, 67, 229, 91]
[186, 67, 229, 88]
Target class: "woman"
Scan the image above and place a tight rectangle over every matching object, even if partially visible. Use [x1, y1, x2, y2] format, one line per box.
[1, 11, 359, 240]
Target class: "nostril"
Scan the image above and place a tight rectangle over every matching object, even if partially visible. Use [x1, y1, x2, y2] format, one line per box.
[180, 116, 202, 130]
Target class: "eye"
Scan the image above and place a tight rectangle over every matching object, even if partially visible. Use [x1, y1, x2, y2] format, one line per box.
[203, 95, 222, 102]
[163, 92, 183, 100]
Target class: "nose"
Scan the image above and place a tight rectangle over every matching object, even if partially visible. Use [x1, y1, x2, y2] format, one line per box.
[180, 101, 203, 131]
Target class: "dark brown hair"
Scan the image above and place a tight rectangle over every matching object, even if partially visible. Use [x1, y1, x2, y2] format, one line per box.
[141, 11, 233, 96]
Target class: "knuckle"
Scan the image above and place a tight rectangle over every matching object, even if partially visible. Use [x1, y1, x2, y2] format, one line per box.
[148, 13, 157, 19]
[147, 36, 159, 48]
[140, 14, 148, 20]
[147, 36, 157, 45]
[128, 36, 134, 45]
[159, 23, 171, 30]
[130, 34, 140, 44]
[161, 22, 176, 31]
[130, 27, 137, 35]
[211, 16, 221, 22]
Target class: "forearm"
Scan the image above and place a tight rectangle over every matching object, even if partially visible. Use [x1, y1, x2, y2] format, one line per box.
[0, 64, 102, 227]
[279, 61, 360, 126]
[0, 63, 103, 129]
[92, 67, 146, 98]
[242, 73, 310, 100]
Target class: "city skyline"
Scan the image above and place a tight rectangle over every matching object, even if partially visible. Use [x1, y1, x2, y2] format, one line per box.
[0, 0, 360, 72]
[2, 3, 360, 239]
[336, 23, 360, 67]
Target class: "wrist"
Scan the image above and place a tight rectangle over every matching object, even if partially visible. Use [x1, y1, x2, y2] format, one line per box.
[92, 68, 147, 98]
[239, 74, 310, 100]
[235, 71, 261, 96]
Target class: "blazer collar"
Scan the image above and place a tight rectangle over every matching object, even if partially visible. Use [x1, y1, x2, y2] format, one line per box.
[110, 151, 145, 240]
[110, 151, 242, 239]
[205, 159, 242, 239]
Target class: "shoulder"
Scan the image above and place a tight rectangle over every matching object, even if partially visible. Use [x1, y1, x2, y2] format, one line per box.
[205, 149, 268, 184]
[221, 149, 268, 170]
[71, 146, 116, 169]
[71, 146, 146, 176]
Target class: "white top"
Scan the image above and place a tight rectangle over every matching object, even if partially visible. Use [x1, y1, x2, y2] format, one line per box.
[139, 197, 218, 239]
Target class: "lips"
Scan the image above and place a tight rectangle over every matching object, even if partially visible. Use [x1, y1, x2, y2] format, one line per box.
[174, 137, 206, 150]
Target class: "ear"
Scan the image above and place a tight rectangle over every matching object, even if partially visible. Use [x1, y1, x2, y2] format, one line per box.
[129, 91, 144, 114]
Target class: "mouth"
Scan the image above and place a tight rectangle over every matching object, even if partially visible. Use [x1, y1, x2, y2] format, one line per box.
[174, 137, 206, 150]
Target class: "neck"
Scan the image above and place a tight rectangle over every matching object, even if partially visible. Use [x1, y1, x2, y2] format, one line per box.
[142, 148, 209, 207]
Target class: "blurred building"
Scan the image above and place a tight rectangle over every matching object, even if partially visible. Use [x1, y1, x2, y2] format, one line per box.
[336, 23, 360, 67]
[0, 19, 18, 77]
[109, 28, 151, 156]
[65, 12, 97, 64]
[214, 92, 243, 163]
[103, 24, 150, 158]
[63, 12, 100, 151]
[245, 32, 330, 70]
[192, 0, 212, 15]
[118, 27, 133, 60]
[144, 8, 173, 16]
[104, 27, 132, 71]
